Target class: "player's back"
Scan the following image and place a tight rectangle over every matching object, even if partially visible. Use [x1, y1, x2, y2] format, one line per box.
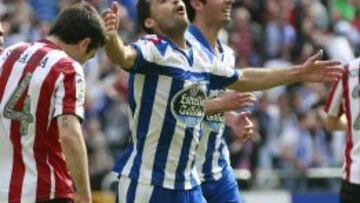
[0, 40, 83, 202]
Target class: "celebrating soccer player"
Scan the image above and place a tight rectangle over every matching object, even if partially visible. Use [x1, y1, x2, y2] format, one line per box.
[102, 0, 342, 202]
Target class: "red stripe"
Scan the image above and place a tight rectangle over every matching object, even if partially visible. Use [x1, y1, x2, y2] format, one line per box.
[8, 45, 52, 202]
[324, 77, 341, 113]
[0, 44, 29, 103]
[343, 65, 353, 182]
[34, 61, 63, 201]
[62, 65, 77, 114]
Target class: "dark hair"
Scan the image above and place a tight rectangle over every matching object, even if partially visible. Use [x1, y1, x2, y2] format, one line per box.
[137, 0, 154, 34]
[184, 0, 207, 22]
[49, 2, 106, 52]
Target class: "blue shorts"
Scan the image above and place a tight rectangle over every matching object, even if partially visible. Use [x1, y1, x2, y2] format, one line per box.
[201, 170, 243, 203]
[116, 176, 206, 203]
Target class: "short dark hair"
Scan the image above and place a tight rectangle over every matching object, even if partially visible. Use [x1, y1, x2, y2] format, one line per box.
[49, 2, 106, 51]
[137, 0, 154, 34]
[184, 0, 207, 22]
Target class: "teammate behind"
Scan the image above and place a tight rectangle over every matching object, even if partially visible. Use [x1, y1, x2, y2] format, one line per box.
[0, 2, 106, 203]
[324, 59, 360, 203]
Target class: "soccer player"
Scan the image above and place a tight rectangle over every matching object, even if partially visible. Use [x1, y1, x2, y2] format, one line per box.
[103, 0, 341, 202]
[324, 59, 360, 203]
[183, 0, 343, 202]
[0, 2, 106, 203]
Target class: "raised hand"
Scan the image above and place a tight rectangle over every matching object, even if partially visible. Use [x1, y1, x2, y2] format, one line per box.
[226, 112, 255, 142]
[102, 1, 120, 36]
[298, 50, 343, 83]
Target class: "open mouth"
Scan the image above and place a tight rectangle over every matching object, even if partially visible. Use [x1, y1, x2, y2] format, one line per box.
[176, 5, 185, 15]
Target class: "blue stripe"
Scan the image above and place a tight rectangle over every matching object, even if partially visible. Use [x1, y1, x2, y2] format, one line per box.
[113, 144, 134, 173]
[218, 139, 228, 171]
[151, 79, 184, 186]
[209, 70, 240, 90]
[126, 179, 138, 203]
[175, 127, 195, 189]
[128, 73, 136, 116]
[129, 74, 159, 180]
[202, 131, 218, 181]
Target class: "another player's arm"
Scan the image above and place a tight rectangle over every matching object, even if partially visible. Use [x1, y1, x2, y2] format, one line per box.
[58, 115, 91, 203]
[204, 91, 255, 115]
[103, 2, 136, 70]
[228, 51, 342, 92]
[324, 114, 347, 131]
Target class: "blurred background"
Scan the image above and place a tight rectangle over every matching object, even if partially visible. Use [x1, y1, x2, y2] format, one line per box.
[2, 0, 360, 202]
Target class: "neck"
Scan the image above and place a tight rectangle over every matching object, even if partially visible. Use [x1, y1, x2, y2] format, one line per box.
[46, 36, 76, 58]
[193, 17, 221, 50]
[157, 29, 187, 50]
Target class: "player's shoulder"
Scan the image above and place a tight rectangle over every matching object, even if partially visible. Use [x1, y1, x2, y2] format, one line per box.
[136, 34, 169, 47]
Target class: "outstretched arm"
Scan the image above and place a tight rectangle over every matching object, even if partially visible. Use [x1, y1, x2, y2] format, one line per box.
[228, 51, 342, 92]
[103, 2, 137, 70]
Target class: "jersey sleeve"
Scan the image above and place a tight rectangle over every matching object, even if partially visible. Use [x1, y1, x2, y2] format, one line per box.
[53, 62, 86, 121]
[130, 35, 160, 73]
[209, 67, 241, 90]
[324, 78, 344, 117]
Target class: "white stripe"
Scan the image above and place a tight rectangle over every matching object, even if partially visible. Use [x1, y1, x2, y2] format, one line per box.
[133, 182, 154, 203]
[138, 75, 171, 182]
[211, 131, 223, 177]
[122, 74, 145, 176]
[184, 125, 201, 189]
[117, 176, 131, 203]
[72, 62, 85, 119]
[53, 74, 65, 118]
[49, 161, 56, 199]
[0, 113, 12, 202]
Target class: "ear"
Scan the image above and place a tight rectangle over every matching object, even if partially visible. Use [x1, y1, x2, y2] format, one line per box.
[144, 17, 155, 31]
[191, 0, 204, 11]
[78, 37, 92, 52]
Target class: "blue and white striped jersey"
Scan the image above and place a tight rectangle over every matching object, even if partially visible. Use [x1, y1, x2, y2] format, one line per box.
[113, 34, 240, 190]
[186, 25, 235, 182]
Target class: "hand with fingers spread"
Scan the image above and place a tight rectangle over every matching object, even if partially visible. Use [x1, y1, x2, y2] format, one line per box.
[225, 112, 255, 142]
[298, 50, 343, 83]
[102, 1, 120, 37]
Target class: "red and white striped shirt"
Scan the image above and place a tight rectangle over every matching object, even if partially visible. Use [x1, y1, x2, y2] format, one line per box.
[0, 40, 85, 203]
[325, 58, 360, 184]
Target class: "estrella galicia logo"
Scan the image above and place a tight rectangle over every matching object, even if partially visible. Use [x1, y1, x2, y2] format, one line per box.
[204, 89, 226, 132]
[171, 83, 206, 127]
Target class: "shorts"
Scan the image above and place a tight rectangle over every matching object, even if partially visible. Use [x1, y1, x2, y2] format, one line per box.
[116, 176, 206, 203]
[201, 169, 242, 203]
[340, 180, 360, 203]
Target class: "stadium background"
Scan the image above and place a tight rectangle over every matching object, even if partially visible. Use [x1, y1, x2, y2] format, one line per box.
[2, 0, 360, 202]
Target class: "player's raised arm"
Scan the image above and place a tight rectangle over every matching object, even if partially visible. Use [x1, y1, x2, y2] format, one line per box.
[103, 2, 137, 70]
[228, 50, 343, 92]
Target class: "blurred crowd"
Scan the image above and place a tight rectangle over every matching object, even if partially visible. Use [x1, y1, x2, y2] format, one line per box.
[1, 0, 360, 193]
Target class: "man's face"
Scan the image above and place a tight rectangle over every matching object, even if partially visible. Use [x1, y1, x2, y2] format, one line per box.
[0, 24, 5, 52]
[202, 0, 233, 26]
[147, 0, 189, 34]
